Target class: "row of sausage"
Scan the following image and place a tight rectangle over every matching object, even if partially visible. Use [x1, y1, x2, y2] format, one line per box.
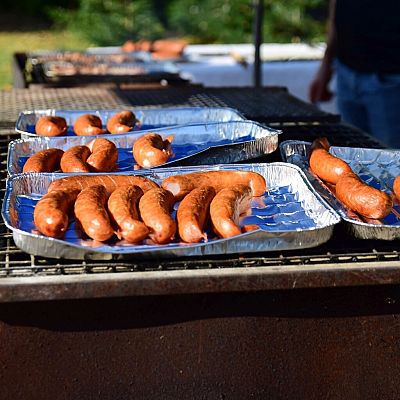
[35, 110, 137, 136]
[22, 133, 173, 173]
[33, 170, 266, 244]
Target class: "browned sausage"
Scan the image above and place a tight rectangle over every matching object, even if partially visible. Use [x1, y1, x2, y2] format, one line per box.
[48, 174, 158, 194]
[86, 138, 118, 172]
[23, 148, 64, 173]
[394, 176, 400, 201]
[73, 114, 105, 136]
[139, 188, 176, 244]
[309, 137, 353, 184]
[33, 189, 80, 238]
[210, 184, 252, 238]
[106, 111, 136, 134]
[107, 185, 149, 243]
[177, 186, 216, 243]
[60, 145, 91, 173]
[35, 116, 67, 137]
[335, 172, 393, 219]
[162, 170, 266, 201]
[133, 133, 173, 168]
[74, 185, 115, 241]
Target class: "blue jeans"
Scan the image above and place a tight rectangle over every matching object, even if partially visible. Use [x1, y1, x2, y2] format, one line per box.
[335, 60, 400, 149]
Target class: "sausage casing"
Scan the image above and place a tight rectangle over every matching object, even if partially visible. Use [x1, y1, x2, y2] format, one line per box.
[162, 170, 266, 201]
[35, 116, 67, 137]
[139, 188, 176, 244]
[177, 186, 216, 243]
[210, 184, 252, 238]
[107, 185, 149, 243]
[106, 111, 136, 134]
[86, 138, 118, 172]
[60, 145, 91, 173]
[394, 176, 400, 201]
[74, 185, 115, 241]
[48, 174, 158, 194]
[73, 114, 105, 136]
[335, 173, 393, 219]
[133, 133, 172, 168]
[23, 148, 64, 173]
[33, 189, 80, 238]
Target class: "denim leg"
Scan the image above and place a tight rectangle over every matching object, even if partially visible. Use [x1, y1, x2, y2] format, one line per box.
[335, 61, 370, 133]
[359, 73, 400, 149]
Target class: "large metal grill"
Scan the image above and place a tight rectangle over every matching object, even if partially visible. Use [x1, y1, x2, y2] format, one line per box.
[1, 87, 399, 301]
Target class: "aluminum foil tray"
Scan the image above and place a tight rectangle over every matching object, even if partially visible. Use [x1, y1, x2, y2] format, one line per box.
[280, 140, 400, 240]
[1, 163, 340, 260]
[8, 121, 280, 175]
[16, 107, 246, 138]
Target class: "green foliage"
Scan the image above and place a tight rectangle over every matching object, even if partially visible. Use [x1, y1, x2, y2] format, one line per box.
[49, 0, 164, 46]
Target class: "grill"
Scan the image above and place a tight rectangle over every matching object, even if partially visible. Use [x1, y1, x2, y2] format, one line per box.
[1, 86, 400, 399]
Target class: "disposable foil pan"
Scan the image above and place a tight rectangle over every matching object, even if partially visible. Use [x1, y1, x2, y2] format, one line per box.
[9, 120, 279, 175]
[1, 163, 341, 260]
[16, 107, 246, 138]
[280, 140, 400, 240]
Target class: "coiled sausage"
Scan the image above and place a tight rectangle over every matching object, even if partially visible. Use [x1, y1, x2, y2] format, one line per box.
[86, 138, 118, 172]
[60, 145, 91, 173]
[106, 111, 136, 134]
[35, 116, 67, 137]
[133, 133, 173, 168]
[73, 114, 105, 136]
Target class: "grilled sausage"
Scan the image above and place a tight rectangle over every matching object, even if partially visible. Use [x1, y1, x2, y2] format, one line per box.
[74, 185, 115, 241]
[107, 185, 149, 243]
[33, 189, 80, 238]
[309, 137, 353, 184]
[162, 170, 266, 201]
[133, 133, 173, 168]
[139, 188, 176, 244]
[210, 184, 252, 238]
[35, 116, 67, 137]
[177, 186, 216, 243]
[48, 174, 158, 194]
[394, 176, 400, 201]
[73, 114, 105, 136]
[106, 111, 136, 134]
[60, 145, 91, 173]
[23, 148, 64, 173]
[86, 138, 118, 172]
[335, 172, 393, 219]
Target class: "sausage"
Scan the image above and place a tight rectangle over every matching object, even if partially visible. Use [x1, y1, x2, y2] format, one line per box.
[133, 133, 173, 168]
[107, 185, 149, 243]
[33, 189, 80, 238]
[162, 170, 266, 201]
[60, 145, 91, 173]
[106, 111, 136, 134]
[177, 186, 216, 243]
[73, 114, 105, 136]
[86, 138, 118, 172]
[309, 137, 353, 184]
[210, 184, 253, 238]
[139, 188, 176, 244]
[48, 174, 159, 194]
[394, 176, 400, 201]
[35, 116, 67, 137]
[74, 185, 115, 241]
[23, 148, 64, 173]
[335, 172, 393, 219]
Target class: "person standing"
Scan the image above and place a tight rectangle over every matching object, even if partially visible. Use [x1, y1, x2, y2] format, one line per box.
[309, 0, 400, 148]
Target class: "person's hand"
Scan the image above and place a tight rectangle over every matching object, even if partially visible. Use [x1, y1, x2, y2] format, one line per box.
[309, 63, 334, 103]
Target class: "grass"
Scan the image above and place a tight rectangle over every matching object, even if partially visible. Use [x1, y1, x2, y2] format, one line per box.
[0, 29, 92, 89]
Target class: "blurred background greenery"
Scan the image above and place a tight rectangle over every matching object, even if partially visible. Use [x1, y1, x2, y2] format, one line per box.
[0, 0, 328, 89]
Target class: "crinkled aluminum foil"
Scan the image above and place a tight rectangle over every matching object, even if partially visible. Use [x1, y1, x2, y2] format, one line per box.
[9, 120, 280, 175]
[280, 140, 400, 240]
[2, 163, 340, 260]
[16, 107, 246, 138]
